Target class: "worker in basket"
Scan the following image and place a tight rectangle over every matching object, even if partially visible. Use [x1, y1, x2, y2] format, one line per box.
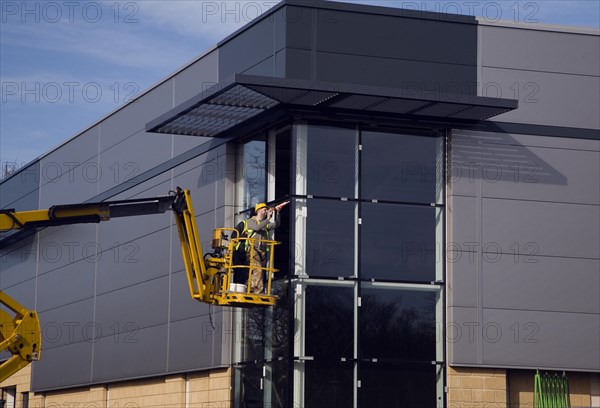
[234, 201, 287, 293]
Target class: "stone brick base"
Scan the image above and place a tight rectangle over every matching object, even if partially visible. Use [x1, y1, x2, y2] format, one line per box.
[447, 366, 507, 408]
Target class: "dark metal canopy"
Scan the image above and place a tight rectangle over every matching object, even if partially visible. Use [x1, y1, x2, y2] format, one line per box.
[146, 74, 518, 137]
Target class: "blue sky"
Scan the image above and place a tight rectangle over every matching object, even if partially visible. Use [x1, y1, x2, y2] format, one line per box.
[1, 0, 599, 169]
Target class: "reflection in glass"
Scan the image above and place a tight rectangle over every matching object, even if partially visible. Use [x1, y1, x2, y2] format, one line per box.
[305, 285, 354, 359]
[241, 282, 290, 362]
[307, 125, 356, 198]
[306, 199, 355, 278]
[233, 360, 289, 408]
[360, 288, 436, 362]
[361, 131, 438, 204]
[304, 360, 354, 408]
[361, 203, 436, 282]
[359, 361, 438, 407]
[241, 139, 266, 210]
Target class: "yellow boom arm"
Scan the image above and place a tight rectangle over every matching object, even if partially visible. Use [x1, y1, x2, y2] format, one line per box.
[0, 188, 278, 381]
[0, 292, 41, 382]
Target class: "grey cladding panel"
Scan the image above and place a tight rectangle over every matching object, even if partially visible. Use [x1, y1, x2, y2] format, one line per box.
[0, 235, 37, 289]
[92, 324, 168, 382]
[95, 228, 171, 295]
[317, 9, 477, 67]
[450, 136, 600, 204]
[0, 280, 35, 310]
[37, 223, 99, 271]
[169, 270, 211, 322]
[452, 130, 600, 152]
[219, 16, 278, 80]
[447, 251, 478, 308]
[482, 198, 600, 259]
[97, 130, 173, 194]
[482, 309, 600, 371]
[174, 50, 219, 105]
[242, 55, 276, 77]
[483, 255, 600, 314]
[168, 313, 224, 372]
[31, 342, 93, 391]
[481, 67, 600, 129]
[448, 195, 477, 244]
[0, 161, 40, 210]
[38, 299, 94, 350]
[39, 127, 100, 208]
[36, 260, 95, 312]
[481, 25, 600, 76]
[285, 5, 312, 49]
[316, 52, 476, 94]
[99, 80, 174, 149]
[447, 306, 479, 365]
[285, 48, 312, 80]
[94, 276, 169, 332]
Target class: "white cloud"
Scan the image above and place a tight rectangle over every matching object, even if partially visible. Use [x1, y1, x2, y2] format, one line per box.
[135, 0, 280, 39]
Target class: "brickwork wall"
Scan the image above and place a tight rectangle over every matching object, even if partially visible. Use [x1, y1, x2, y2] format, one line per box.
[1, 367, 231, 408]
[45, 385, 108, 407]
[447, 366, 507, 408]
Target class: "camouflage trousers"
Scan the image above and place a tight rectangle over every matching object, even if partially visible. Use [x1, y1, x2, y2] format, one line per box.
[248, 247, 266, 294]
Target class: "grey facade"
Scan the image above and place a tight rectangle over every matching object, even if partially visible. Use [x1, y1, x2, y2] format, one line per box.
[1, 0, 598, 405]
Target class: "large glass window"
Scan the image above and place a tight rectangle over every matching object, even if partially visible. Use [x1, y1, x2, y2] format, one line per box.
[304, 360, 354, 408]
[233, 360, 289, 408]
[361, 131, 439, 204]
[306, 199, 356, 278]
[306, 126, 357, 199]
[235, 122, 445, 408]
[238, 138, 267, 210]
[360, 287, 437, 362]
[305, 285, 354, 359]
[358, 362, 439, 407]
[361, 202, 436, 282]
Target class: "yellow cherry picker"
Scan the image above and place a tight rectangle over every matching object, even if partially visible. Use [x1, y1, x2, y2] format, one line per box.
[0, 188, 279, 382]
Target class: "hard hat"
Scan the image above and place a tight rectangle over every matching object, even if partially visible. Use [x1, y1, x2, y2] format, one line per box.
[255, 202, 268, 212]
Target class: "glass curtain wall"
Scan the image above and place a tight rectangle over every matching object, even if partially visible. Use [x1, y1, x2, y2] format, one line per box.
[233, 129, 292, 408]
[292, 123, 445, 408]
[232, 122, 445, 408]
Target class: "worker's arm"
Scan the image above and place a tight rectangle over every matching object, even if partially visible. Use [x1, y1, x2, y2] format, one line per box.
[247, 212, 280, 232]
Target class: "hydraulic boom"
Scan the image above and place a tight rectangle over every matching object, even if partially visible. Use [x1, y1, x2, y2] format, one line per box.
[0, 188, 279, 382]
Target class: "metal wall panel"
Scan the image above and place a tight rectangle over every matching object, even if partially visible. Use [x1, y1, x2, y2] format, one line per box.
[95, 276, 170, 332]
[316, 52, 476, 94]
[0, 161, 40, 210]
[219, 13, 283, 80]
[95, 228, 171, 295]
[448, 129, 600, 371]
[38, 128, 100, 208]
[482, 198, 599, 259]
[450, 131, 600, 203]
[168, 270, 211, 322]
[97, 81, 174, 194]
[447, 251, 478, 308]
[91, 324, 168, 382]
[174, 50, 219, 105]
[0, 280, 35, 311]
[482, 309, 600, 371]
[481, 25, 600, 77]
[167, 313, 224, 372]
[0, 235, 37, 289]
[447, 306, 479, 364]
[36, 259, 95, 312]
[31, 342, 93, 391]
[483, 255, 600, 314]
[37, 298, 95, 350]
[316, 9, 477, 66]
[482, 67, 600, 129]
